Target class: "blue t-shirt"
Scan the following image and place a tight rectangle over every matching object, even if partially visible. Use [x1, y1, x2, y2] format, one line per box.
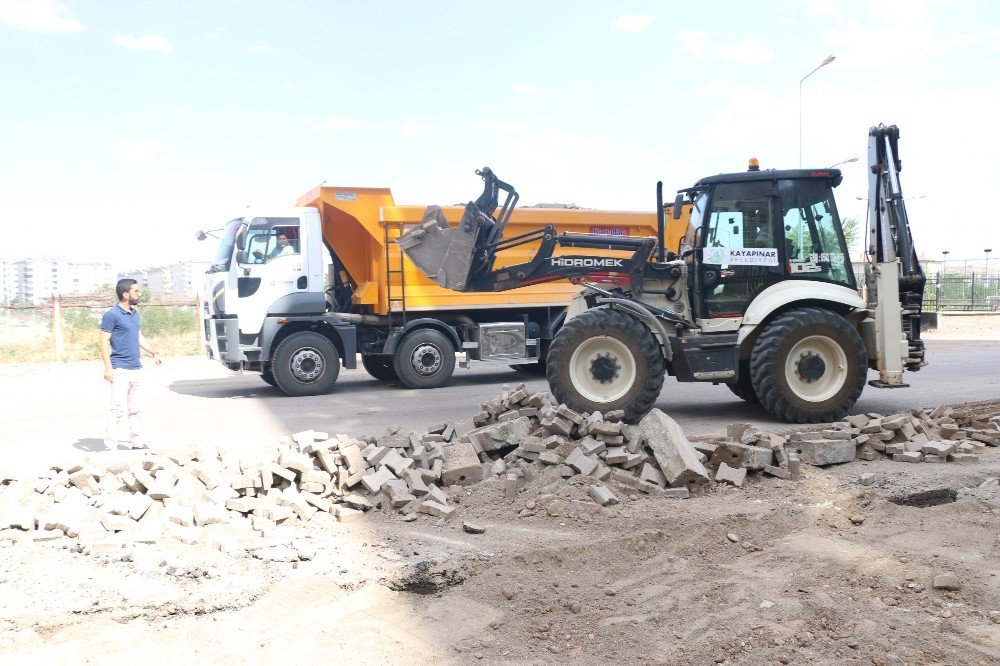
[101, 305, 142, 370]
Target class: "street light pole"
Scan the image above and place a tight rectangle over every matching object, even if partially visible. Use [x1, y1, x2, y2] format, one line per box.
[986, 248, 993, 277]
[941, 250, 949, 274]
[800, 55, 835, 168]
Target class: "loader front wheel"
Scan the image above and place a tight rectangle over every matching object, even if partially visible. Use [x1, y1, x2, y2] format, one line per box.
[726, 360, 759, 403]
[393, 328, 456, 389]
[272, 331, 340, 396]
[362, 354, 399, 381]
[547, 309, 664, 423]
[749, 307, 866, 423]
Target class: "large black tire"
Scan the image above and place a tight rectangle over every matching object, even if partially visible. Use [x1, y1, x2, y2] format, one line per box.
[749, 307, 867, 423]
[362, 354, 399, 381]
[546, 308, 665, 424]
[393, 328, 456, 389]
[271, 331, 340, 396]
[726, 360, 759, 403]
[260, 366, 278, 387]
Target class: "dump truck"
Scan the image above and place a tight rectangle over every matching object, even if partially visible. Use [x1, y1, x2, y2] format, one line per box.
[197, 171, 690, 395]
[399, 125, 926, 424]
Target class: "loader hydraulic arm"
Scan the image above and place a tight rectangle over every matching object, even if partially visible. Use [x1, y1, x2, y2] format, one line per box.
[865, 124, 926, 380]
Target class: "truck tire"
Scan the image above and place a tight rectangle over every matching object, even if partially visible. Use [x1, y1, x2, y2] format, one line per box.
[260, 366, 278, 387]
[547, 309, 664, 424]
[362, 354, 399, 381]
[271, 331, 340, 396]
[393, 328, 456, 389]
[726, 360, 759, 403]
[749, 307, 866, 423]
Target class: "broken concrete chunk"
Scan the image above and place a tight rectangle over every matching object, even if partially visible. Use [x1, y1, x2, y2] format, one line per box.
[441, 442, 483, 485]
[638, 409, 710, 487]
[714, 462, 747, 487]
[588, 485, 619, 507]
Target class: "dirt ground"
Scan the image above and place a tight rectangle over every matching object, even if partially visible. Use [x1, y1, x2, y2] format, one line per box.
[2, 401, 999, 665]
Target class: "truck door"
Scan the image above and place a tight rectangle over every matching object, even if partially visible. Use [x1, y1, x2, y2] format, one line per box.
[233, 216, 311, 335]
[697, 181, 784, 318]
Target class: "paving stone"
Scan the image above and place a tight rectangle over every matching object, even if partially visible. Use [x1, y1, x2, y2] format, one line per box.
[715, 462, 746, 487]
[932, 572, 961, 591]
[441, 443, 483, 485]
[763, 465, 791, 479]
[417, 500, 454, 519]
[787, 439, 855, 466]
[858, 472, 876, 486]
[564, 448, 599, 475]
[892, 452, 924, 463]
[361, 466, 396, 494]
[638, 409, 710, 487]
[948, 453, 979, 465]
[587, 485, 619, 506]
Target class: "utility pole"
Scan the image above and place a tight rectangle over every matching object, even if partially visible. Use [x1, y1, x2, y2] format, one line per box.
[799, 55, 835, 167]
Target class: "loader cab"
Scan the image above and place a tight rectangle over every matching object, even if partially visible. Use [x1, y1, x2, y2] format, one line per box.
[686, 168, 854, 321]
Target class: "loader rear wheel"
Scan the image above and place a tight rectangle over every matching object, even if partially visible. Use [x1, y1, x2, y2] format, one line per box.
[272, 331, 340, 396]
[362, 354, 399, 381]
[393, 328, 456, 389]
[749, 307, 866, 423]
[547, 309, 664, 424]
[726, 360, 759, 403]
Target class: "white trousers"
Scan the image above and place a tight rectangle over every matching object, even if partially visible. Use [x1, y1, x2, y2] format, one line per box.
[105, 368, 143, 448]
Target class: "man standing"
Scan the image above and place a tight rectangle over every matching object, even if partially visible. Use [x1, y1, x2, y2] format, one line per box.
[100, 279, 162, 450]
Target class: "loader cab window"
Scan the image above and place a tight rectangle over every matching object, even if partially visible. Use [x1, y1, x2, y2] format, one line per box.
[698, 182, 782, 317]
[779, 179, 853, 287]
[242, 217, 301, 264]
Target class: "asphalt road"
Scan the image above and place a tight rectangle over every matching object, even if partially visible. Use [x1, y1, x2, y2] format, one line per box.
[2, 338, 998, 473]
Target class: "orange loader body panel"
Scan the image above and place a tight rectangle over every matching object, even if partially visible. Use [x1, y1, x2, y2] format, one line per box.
[296, 184, 689, 316]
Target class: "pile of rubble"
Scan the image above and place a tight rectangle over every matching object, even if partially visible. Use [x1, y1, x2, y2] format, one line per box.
[697, 404, 999, 488]
[1, 386, 997, 552]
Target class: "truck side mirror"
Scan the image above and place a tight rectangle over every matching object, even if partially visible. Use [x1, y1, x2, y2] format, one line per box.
[235, 250, 248, 265]
[672, 194, 684, 220]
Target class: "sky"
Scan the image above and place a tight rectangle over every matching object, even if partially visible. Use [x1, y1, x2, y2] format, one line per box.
[1, 0, 998, 269]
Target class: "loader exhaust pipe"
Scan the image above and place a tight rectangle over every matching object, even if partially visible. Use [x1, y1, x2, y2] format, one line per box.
[656, 181, 665, 263]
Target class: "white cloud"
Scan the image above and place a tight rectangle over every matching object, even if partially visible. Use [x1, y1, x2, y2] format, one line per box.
[309, 117, 362, 132]
[512, 84, 541, 94]
[248, 44, 272, 53]
[674, 30, 707, 58]
[104, 141, 160, 167]
[0, 0, 84, 33]
[612, 14, 655, 33]
[673, 30, 773, 63]
[276, 82, 296, 91]
[206, 28, 225, 40]
[475, 120, 526, 134]
[402, 121, 436, 136]
[113, 34, 172, 54]
[714, 41, 774, 64]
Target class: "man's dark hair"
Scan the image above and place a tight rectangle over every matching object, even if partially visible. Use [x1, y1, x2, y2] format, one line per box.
[116, 278, 137, 301]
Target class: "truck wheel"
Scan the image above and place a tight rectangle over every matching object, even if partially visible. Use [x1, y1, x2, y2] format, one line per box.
[547, 309, 664, 423]
[393, 328, 456, 389]
[260, 366, 278, 387]
[271, 331, 340, 396]
[726, 360, 758, 403]
[749, 307, 866, 423]
[362, 354, 399, 381]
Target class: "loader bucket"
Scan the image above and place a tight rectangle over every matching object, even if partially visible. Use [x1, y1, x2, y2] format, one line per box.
[396, 203, 492, 292]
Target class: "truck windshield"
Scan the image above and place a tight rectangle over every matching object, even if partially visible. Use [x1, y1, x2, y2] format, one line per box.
[208, 218, 244, 273]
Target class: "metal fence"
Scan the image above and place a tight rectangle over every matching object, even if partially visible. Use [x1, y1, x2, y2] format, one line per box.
[1, 298, 199, 363]
[923, 273, 1000, 312]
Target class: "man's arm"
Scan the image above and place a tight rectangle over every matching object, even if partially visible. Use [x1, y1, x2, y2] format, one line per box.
[100, 330, 114, 382]
[138, 332, 163, 365]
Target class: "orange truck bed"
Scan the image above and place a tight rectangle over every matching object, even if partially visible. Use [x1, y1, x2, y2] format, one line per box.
[296, 184, 689, 316]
